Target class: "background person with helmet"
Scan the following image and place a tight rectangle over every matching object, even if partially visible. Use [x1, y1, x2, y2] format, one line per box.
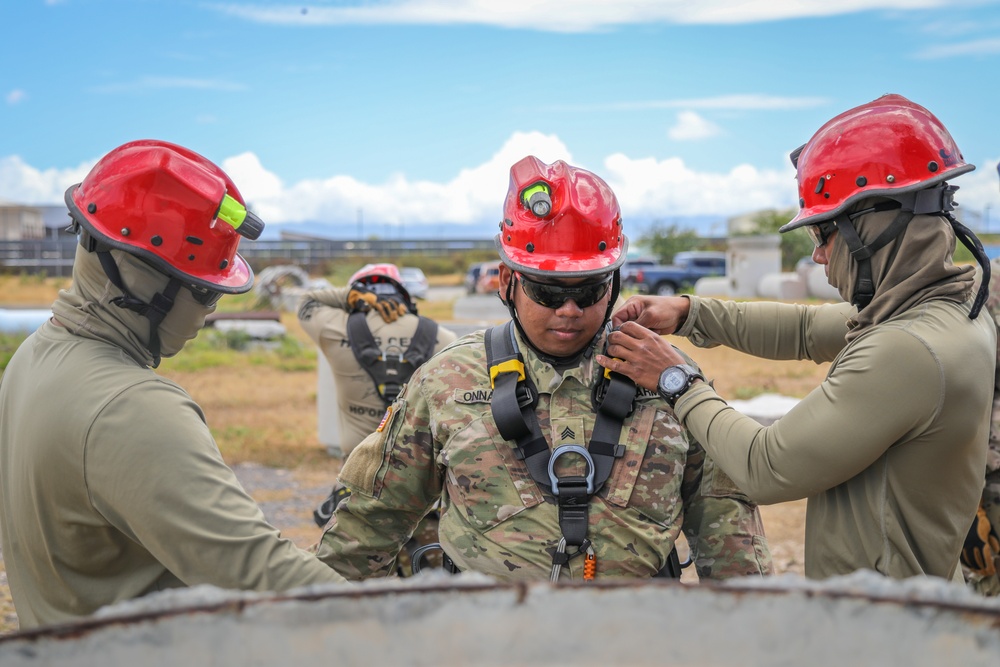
[297, 263, 456, 530]
[960, 164, 1000, 595]
[600, 94, 996, 582]
[315, 156, 772, 582]
[0, 140, 345, 629]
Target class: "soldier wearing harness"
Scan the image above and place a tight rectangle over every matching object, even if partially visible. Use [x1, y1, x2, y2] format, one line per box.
[315, 156, 772, 582]
[298, 264, 456, 532]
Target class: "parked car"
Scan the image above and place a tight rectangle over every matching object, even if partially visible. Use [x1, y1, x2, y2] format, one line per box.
[621, 257, 660, 288]
[634, 251, 726, 296]
[475, 261, 501, 295]
[464, 262, 484, 294]
[400, 266, 429, 300]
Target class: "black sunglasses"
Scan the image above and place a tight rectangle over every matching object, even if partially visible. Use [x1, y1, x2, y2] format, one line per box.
[805, 221, 838, 248]
[517, 273, 612, 309]
[188, 284, 223, 307]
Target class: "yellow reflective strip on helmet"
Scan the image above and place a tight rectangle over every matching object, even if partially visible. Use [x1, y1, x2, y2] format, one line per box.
[217, 193, 248, 230]
[520, 183, 550, 207]
[489, 359, 526, 388]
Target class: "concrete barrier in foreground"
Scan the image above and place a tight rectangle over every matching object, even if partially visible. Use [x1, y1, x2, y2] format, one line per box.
[1, 572, 998, 665]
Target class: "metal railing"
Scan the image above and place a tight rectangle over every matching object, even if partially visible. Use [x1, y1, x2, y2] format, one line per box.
[0, 237, 495, 276]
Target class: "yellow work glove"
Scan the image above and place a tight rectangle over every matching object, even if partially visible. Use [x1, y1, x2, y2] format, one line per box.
[347, 287, 407, 323]
[371, 295, 408, 323]
[961, 503, 1000, 576]
[348, 287, 379, 312]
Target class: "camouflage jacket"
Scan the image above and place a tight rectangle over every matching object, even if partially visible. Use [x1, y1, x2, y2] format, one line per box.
[316, 327, 772, 581]
[986, 258, 1000, 475]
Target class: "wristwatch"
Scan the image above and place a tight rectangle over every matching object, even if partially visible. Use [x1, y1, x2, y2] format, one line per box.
[656, 364, 705, 407]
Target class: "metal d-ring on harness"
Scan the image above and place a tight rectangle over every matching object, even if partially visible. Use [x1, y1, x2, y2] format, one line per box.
[484, 320, 640, 582]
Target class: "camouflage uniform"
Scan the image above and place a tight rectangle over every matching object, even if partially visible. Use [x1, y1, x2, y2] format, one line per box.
[968, 258, 1000, 594]
[317, 328, 772, 581]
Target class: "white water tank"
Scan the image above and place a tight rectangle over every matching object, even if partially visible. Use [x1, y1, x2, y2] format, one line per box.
[316, 352, 343, 457]
[727, 235, 781, 298]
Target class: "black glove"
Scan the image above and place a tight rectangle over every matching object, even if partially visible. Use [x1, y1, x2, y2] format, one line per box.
[313, 484, 352, 528]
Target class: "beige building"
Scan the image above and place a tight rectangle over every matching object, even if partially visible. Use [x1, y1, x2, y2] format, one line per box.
[0, 200, 44, 241]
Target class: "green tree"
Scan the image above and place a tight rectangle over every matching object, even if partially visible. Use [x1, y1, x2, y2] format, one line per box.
[639, 222, 724, 264]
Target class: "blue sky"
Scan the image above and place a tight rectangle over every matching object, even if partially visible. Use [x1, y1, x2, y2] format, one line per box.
[3, 0, 1000, 239]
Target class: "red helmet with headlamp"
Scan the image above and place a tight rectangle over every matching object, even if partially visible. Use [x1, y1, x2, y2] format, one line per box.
[65, 139, 263, 294]
[496, 156, 628, 280]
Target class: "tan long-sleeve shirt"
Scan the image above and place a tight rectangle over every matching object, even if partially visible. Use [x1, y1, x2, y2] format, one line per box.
[673, 296, 995, 581]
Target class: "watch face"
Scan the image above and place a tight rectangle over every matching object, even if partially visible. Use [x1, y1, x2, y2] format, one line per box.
[659, 367, 689, 395]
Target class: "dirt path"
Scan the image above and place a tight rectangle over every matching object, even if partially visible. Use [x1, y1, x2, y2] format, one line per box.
[234, 463, 808, 577]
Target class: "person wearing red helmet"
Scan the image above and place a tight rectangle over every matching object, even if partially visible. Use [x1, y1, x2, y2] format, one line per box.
[316, 156, 771, 582]
[601, 95, 997, 582]
[961, 166, 1000, 596]
[298, 262, 456, 537]
[0, 140, 344, 629]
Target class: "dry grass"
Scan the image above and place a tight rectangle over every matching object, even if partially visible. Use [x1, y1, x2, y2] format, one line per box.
[0, 274, 70, 306]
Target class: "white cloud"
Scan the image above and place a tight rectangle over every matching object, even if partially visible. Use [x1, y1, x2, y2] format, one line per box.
[668, 111, 721, 141]
[915, 37, 1000, 59]
[0, 155, 94, 205]
[89, 77, 247, 94]
[211, 0, 964, 32]
[602, 153, 797, 218]
[545, 94, 829, 113]
[4, 134, 994, 232]
[6, 89, 27, 105]
[223, 131, 573, 224]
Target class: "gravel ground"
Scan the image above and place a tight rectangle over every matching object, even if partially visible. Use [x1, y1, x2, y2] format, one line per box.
[231, 462, 333, 534]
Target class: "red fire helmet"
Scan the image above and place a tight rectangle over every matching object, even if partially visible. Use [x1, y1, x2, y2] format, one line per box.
[349, 262, 402, 285]
[65, 139, 262, 293]
[495, 156, 628, 279]
[782, 94, 975, 232]
[349, 263, 410, 299]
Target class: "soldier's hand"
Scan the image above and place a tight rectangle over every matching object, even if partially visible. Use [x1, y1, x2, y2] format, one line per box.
[961, 503, 1000, 576]
[347, 287, 379, 312]
[371, 295, 408, 323]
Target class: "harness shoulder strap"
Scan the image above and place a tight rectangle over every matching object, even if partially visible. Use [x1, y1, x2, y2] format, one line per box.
[347, 311, 382, 365]
[404, 317, 438, 368]
[348, 312, 439, 405]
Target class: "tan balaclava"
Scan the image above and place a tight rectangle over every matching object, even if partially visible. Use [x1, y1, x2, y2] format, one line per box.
[826, 198, 975, 342]
[52, 244, 216, 367]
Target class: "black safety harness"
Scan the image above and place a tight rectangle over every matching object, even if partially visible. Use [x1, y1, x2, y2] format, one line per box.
[485, 320, 683, 581]
[347, 312, 439, 405]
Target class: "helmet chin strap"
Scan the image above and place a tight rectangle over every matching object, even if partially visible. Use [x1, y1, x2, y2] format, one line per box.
[94, 248, 180, 368]
[502, 272, 621, 366]
[834, 183, 990, 319]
